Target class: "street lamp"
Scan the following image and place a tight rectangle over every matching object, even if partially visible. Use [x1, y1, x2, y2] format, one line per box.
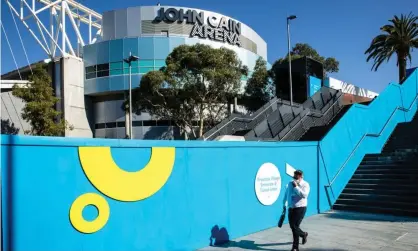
[287, 15, 297, 106]
[124, 52, 139, 139]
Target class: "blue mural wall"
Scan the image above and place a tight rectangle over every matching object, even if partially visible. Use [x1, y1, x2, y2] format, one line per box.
[1, 137, 319, 251]
[317, 68, 418, 211]
[2, 69, 417, 251]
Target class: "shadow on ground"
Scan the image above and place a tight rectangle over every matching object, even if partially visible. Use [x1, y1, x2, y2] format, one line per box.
[209, 225, 349, 251]
[325, 211, 418, 223]
[211, 239, 292, 250]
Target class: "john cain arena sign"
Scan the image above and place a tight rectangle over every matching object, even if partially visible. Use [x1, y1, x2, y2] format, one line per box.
[155, 8, 242, 47]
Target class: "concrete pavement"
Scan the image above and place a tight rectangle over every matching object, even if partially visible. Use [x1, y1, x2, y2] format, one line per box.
[199, 211, 418, 251]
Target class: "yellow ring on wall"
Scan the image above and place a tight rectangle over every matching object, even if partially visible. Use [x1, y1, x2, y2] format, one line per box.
[78, 146, 175, 202]
[69, 193, 110, 234]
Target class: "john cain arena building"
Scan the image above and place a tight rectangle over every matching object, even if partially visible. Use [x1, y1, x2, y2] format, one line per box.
[1, 5, 377, 139]
[82, 5, 267, 138]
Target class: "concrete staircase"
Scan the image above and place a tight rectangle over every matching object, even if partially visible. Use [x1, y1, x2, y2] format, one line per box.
[333, 115, 418, 217]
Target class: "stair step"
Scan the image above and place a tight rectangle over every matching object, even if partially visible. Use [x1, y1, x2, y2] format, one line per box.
[335, 198, 418, 209]
[360, 160, 411, 165]
[348, 178, 418, 185]
[345, 183, 418, 189]
[333, 204, 418, 217]
[342, 188, 418, 196]
[352, 174, 418, 179]
[358, 164, 418, 169]
[355, 168, 418, 173]
[339, 193, 413, 203]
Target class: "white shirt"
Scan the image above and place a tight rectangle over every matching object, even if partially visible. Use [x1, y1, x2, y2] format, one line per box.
[282, 179, 310, 208]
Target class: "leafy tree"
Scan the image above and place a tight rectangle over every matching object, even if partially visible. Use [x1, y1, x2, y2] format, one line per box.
[12, 65, 72, 136]
[134, 44, 245, 139]
[276, 43, 340, 75]
[1, 119, 19, 135]
[244, 57, 274, 112]
[365, 13, 418, 82]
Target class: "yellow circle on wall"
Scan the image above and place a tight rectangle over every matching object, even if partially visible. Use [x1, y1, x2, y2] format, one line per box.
[69, 193, 110, 234]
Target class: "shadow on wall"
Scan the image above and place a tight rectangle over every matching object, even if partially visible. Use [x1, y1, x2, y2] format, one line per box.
[4, 135, 15, 251]
[1, 119, 20, 135]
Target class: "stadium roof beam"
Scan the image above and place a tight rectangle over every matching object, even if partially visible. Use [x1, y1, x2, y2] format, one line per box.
[4, 0, 102, 58]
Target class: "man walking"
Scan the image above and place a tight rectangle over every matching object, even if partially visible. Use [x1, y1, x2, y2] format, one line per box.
[282, 170, 310, 251]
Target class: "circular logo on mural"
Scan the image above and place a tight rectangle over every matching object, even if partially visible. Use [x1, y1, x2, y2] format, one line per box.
[255, 163, 281, 206]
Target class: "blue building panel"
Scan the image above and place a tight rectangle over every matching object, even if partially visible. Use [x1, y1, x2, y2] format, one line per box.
[153, 37, 170, 59]
[84, 79, 97, 95]
[169, 37, 186, 51]
[95, 77, 111, 93]
[137, 37, 155, 59]
[83, 45, 97, 67]
[109, 75, 126, 92]
[123, 38, 139, 60]
[96, 42, 110, 65]
[109, 39, 124, 63]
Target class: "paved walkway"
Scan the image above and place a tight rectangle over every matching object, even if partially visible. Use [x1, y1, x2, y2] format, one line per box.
[199, 211, 418, 251]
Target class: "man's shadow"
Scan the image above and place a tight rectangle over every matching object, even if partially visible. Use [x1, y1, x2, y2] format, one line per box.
[209, 225, 292, 251]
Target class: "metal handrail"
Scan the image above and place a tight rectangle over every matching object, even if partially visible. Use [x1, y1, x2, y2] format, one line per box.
[203, 98, 298, 140]
[325, 95, 418, 188]
[280, 92, 343, 140]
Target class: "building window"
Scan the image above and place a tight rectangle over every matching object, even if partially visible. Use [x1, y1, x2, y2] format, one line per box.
[161, 30, 169, 37]
[86, 65, 97, 79]
[97, 63, 109, 77]
[86, 60, 166, 79]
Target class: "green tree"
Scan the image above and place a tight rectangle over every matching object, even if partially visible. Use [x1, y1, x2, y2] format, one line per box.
[134, 44, 245, 139]
[365, 13, 418, 82]
[12, 65, 72, 136]
[276, 43, 340, 75]
[244, 57, 274, 112]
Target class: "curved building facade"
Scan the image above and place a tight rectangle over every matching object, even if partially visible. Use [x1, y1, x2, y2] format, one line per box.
[83, 5, 268, 139]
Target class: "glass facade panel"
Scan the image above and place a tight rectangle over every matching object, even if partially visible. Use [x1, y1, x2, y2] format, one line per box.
[86, 72, 96, 79]
[138, 37, 154, 59]
[154, 60, 166, 68]
[130, 61, 139, 68]
[110, 62, 123, 70]
[153, 37, 170, 59]
[97, 42, 110, 64]
[169, 37, 185, 51]
[139, 67, 153, 74]
[139, 60, 154, 67]
[83, 44, 97, 66]
[110, 69, 123, 76]
[109, 39, 124, 62]
[86, 65, 96, 73]
[97, 70, 109, 78]
[131, 67, 139, 74]
[97, 63, 109, 71]
[123, 38, 139, 59]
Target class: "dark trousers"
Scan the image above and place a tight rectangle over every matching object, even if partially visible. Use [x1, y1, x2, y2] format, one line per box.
[288, 206, 307, 250]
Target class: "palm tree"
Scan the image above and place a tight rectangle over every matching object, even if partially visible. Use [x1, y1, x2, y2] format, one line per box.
[365, 13, 418, 82]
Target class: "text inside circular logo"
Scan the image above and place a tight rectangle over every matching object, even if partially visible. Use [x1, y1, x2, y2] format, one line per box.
[255, 163, 281, 206]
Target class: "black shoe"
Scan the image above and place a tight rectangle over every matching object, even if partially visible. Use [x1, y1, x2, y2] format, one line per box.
[302, 232, 308, 245]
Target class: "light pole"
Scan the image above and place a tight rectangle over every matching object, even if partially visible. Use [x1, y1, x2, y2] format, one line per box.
[124, 52, 139, 139]
[287, 15, 297, 106]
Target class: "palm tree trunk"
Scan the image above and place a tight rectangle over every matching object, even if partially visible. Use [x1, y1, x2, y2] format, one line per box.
[398, 54, 407, 83]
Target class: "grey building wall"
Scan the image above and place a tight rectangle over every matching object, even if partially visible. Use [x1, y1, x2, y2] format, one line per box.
[1, 91, 31, 135]
[61, 57, 93, 138]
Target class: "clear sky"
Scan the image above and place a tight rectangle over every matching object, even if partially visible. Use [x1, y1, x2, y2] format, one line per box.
[1, 0, 417, 92]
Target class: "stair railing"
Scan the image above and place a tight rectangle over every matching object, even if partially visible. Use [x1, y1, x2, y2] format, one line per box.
[280, 92, 344, 141]
[202, 98, 296, 140]
[323, 94, 418, 208]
